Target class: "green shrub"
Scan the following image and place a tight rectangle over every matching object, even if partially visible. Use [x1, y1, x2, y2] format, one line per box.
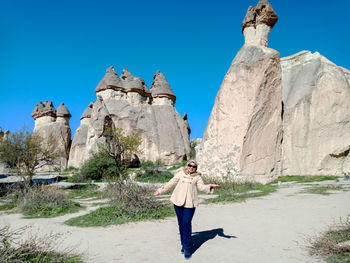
[79, 152, 119, 181]
[17, 185, 82, 217]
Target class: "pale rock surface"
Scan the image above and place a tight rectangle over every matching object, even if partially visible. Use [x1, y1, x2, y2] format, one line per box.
[0, 128, 10, 174]
[68, 67, 190, 168]
[197, 46, 282, 183]
[197, 0, 282, 183]
[32, 101, 71, 170]
[67, 103, 92, 168]
[281, 51, 350, 175]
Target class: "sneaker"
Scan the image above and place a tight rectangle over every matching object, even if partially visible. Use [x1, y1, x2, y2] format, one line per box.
[184, 249, 192, 260]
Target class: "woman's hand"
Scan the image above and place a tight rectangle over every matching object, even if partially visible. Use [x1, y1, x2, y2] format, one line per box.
[209, 184, 220, 191]
[153, 189, 160, 196]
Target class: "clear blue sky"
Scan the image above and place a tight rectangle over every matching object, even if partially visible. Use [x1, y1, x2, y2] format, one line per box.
[1, 0, 349, 139]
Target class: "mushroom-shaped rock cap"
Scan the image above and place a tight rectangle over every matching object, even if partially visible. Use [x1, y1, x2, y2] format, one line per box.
[95, 66, 123, 93]
[31, 100, 56, 120]
[242, 0, 278, 31]
[120, 69, 149, 93]
[57, 103, 71, 118]
[150, 71, 176, 102]
[80, 102, 94, 120]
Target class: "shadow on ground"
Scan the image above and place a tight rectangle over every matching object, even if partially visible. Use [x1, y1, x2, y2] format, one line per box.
[192, 228, 236, 254]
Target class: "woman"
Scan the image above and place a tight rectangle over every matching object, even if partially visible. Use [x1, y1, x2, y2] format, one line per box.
[153, 160, 220, 259]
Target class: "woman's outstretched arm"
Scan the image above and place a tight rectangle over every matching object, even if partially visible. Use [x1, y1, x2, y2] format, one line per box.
[153, 172, 181, 196]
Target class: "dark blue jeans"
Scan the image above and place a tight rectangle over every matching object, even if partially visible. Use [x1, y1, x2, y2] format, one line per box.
[174, 205, 196, 251]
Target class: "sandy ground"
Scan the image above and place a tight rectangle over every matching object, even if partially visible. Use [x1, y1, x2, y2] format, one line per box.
[1, 181, 349, 263]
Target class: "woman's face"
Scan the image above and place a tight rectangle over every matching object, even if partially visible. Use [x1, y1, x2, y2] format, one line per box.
[187, 162, 197, 173]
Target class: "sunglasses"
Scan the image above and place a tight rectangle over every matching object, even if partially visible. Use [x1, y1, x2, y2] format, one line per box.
[188, 164, 197, 168]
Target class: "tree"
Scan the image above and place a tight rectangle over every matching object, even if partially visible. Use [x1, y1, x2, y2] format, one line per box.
[0, 127, 62, 186]
[97, 127, 142, 179]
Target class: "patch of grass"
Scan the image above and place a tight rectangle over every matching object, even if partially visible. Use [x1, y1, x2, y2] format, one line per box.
[135, 161, 174, 183]
[302, 186, 344, 195]
[65, 203, 174, 227]
[272, 175, 339, 183]
[65, 184, 101, 199]
[17, 185, 83, 218]
[0, 202, 16, 211]
[309, 219, 350, 263]
[203, 176, 278, 203]
[168, 161, 187, 171]
[0, 226, 83, 263]
[65, 180, 175, 226]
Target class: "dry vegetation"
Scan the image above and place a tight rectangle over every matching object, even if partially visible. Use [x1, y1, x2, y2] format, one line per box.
[0, 226, 82, 263]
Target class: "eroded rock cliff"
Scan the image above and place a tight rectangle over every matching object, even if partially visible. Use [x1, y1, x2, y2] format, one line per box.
[281, 51, 350, 175]
[197, 0, 282, 183]
[32, 101, 71, 169]
[68, 67, 190, 168]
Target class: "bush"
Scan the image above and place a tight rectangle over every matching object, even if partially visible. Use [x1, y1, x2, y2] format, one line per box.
[0, 226, 82, 262]
[65, 180, 175, 227]
[79, 152, 119, 181]
[17, 185, 82, 217]
[135, 161, 173, 183]
[105, 180, 161, 216]
[309, 219, 350, 263]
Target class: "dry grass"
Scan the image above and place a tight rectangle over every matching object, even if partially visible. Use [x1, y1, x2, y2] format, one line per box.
[0, 226, 82, 262]
[65, 180, 174, 227]
[309, 218, 350, 263]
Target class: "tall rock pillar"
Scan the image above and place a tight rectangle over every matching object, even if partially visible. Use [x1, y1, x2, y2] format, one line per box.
[197, 0, 282, 183]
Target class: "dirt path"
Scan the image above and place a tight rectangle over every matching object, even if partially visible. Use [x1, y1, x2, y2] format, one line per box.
[1, 181, 349, 263]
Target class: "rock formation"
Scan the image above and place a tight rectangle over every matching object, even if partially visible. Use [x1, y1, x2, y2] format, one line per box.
[32, 101, 71, 169]
[68, 67, 190, 168]
[281, 51, 350, 175]
[242, 0, 278, 47]
[197, 0, 282, 183]
[0, 128, 10, 174]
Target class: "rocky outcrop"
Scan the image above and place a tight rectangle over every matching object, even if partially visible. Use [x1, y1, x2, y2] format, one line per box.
[242, 0, 278, 47]
[68, 67, 190, 168]
[32, 101, 71, 169]
[0, 128, 10, 174]
[197, 0, 282, 183]
[281, 51, 350, 175]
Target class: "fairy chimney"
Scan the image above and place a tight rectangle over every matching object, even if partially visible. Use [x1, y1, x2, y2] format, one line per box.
[242, 0, 278, 47]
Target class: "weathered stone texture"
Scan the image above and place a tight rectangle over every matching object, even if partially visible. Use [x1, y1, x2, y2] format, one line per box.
[32, 101, 71, 169]
[281, 51, 350, 175]
[197, 45, 283, 183]
[68, 68, 190, 168]
[0, 128, 10, 174]
[242, 0, 278, 47]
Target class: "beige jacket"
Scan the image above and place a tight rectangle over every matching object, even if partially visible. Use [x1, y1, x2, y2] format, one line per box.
[157, 169, 213, 208]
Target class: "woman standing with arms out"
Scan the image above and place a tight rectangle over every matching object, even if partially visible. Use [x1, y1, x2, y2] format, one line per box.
[153, 160, 220, 259]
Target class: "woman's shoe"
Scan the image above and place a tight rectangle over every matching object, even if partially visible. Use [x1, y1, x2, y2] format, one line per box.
[184, 249, 192, 259]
